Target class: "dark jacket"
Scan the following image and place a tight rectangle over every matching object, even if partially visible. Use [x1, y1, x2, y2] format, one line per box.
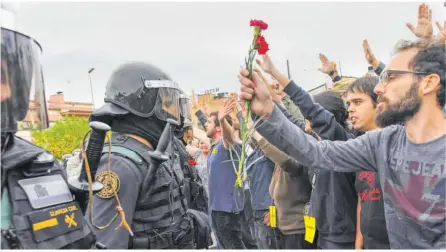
[283, 81, 358, 243]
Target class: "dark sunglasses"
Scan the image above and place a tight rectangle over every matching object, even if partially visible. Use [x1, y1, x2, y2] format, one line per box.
[379, 70, 429, 86]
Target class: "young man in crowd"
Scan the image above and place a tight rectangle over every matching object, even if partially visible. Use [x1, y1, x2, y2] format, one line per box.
[240, 39, 445, 249]
[344, 78, 390, 249]
[205, 99, 246, 249]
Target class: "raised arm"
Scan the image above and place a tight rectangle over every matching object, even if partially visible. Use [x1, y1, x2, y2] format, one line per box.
[218, 98, 236, 149]
[257, 105, 379, 173]
[239, 68, 379, 173]
[363, 39, 386, 75]
[257, 54, 353, 141]
[252, 131, 306, 176]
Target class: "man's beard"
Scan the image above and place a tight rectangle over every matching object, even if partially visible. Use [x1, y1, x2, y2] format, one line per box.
[375, 81, 421, 127]
[206, 129, 214, 138]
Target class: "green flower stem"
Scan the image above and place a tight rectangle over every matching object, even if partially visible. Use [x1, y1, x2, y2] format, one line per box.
[235, 30, 260, 188]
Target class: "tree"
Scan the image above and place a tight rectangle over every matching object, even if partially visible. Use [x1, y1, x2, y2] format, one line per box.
[32, 116, 90, 160]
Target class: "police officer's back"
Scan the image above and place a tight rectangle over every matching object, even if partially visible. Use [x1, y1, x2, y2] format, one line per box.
[0, 18, 95, 249]
[85, 62, 197, 249]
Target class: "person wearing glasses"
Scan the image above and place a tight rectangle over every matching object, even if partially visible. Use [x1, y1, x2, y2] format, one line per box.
[239, 38, 445, 249]
[256, 50, 392, 248]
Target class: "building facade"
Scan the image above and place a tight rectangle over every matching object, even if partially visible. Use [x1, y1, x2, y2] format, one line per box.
[16, 92, 93, 141]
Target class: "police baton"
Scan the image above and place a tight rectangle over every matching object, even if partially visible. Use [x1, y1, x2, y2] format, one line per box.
[68, 121, 111, 193]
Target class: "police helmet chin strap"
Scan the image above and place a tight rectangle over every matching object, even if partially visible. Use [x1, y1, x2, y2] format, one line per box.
[77, 121, 134, 237]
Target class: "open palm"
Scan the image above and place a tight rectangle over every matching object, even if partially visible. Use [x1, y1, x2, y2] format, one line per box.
[318, 54, 337, 74]
[256, 54, 275, 74]
[406, 3, 433, 38]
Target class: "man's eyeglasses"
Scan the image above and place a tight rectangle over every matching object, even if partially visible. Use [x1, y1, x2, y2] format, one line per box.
[379, 70, 429, 86]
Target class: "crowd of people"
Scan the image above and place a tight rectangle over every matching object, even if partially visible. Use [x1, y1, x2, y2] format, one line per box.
[1, 2, 445, 250]
[183, 3, 445, 249]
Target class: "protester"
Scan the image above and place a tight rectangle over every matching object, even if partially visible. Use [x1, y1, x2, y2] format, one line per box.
[240, 168, 258, 249]
[186, 140, 210, 194]
[206, 99, 246, 249]
[239, 38, 446, 249]
[242, 134, 277, 249]
[344, 77, 390, 249]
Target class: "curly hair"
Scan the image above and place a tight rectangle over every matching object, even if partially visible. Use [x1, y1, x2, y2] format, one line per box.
[394, 39, 445, 108]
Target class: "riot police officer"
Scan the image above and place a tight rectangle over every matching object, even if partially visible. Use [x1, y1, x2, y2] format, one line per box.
[174, 92, 212, 248]
[175, 93, 209, 213]
[84, 62, 196, 249]
[0, 10, 95, 249]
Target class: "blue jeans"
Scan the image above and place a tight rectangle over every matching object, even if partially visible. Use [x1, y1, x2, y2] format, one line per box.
[253, 210, 279, 249]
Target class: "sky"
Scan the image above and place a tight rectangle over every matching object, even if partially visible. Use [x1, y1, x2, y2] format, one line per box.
[8, 1, 446, 107]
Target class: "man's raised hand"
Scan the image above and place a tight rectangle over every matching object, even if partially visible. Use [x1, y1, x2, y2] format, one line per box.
[362, 39, 379, 68]
[317, 53, 337, 75]
[239, 68, 274, 117]
[436, 20, 446, 42]
[406, 3, 433, 39]
[256, 54, 276, 75]
[218, 98, 236, 122]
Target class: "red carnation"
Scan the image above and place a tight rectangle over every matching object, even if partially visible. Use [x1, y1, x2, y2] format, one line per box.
[188, 159, 198, 166]
[256, 35, 269, 55]
[250, 19, 268, 30]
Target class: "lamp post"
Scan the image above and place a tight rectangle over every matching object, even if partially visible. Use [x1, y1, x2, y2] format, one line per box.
[88, 68, 95, 109]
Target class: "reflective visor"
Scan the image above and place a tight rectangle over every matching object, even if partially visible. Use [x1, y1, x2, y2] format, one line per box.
[1, 28, 48, 132]
[179, 93, 192, 127]
[148, 80, 181, 124]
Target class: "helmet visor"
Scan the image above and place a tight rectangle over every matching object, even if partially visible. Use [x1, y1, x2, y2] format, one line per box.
[148, 80, 181, 124]
[179, 94, 192, 127]
[1, 28, 48, 132]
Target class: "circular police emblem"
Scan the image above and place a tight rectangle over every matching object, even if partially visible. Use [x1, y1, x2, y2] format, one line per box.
[96, 171, 120, 199]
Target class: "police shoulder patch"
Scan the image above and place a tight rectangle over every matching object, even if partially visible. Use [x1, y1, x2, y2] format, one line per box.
[95, 171, 120, 199]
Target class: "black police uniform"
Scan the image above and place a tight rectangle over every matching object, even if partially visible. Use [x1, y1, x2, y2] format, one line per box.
[1, 137, 95, 249]
[174, 93, 209, 214]
[173, 137, 209, 213]
[1, 27, 95, 249]
[85, 62, 197, 249]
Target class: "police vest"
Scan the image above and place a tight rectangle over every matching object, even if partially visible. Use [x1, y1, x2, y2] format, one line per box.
[100, 133, 194, 249]
[1, 136, 95, 249]
[173, 138, 208, 213]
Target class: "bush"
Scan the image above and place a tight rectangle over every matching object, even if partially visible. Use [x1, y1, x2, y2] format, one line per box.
[32, 116, 91, 160]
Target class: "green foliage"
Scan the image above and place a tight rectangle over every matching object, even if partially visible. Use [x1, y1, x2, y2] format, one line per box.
[31, 116, 90, 160]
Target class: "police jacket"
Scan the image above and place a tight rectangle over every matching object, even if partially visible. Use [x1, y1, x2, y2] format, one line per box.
[1, 136, 95, 249]
[85, 133, 194, 249]
[173, 137, 208, 213]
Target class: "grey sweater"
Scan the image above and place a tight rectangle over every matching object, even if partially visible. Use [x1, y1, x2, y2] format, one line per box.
[256, 105, 446, 249]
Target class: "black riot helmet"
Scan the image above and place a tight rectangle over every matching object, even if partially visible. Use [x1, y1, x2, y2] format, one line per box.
[94, 62, 181, 124]
[1, 27, 49, 133]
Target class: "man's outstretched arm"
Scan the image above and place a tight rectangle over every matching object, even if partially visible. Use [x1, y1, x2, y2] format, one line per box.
[256, 105, 380, 173]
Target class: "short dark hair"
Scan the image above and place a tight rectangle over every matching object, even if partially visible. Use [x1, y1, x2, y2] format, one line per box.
[345, 76, 379, 105]
[394, 39, 445, 108]
[209, 111, 233, 127]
